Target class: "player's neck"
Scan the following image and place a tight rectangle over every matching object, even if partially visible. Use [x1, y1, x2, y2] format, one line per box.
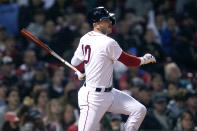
[93, 28, 106, 35]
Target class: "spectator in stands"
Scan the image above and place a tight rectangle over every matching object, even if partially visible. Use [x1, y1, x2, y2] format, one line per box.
[174, 111, 196, 131]
[44, 99, 62, 131]
[17, 104, 32, 128]
[164, 62, 182, 84]
[1, 36, 17, 57]
[33, 89, 48, 117]
[27, 9, 45, 39]
[118, 66, 151, 90]
[139, 28, 166, 73]
[194, 83, 197, 94]
[79, 22, 91, 36]
[128, 77, 144, 99]
[138, 85, 153, 109]
[2, 112, 20, 131]
[139, 28, 166, 64]
[167, 88, 187, 126]
[46, 14, 78, 56]
[59, 81, 78, 107]
[0, 56, 19, 87]
[156, 0, 173, 16]
[184, 0, 197, 22]
[52, 12, 87, 57]
[0, 25, 6, 52]
[20, 109, 46, 131]
[30, 62, 49, 90]
[117, 8, 146, 50]
[150, 73, 164, 93]
[18, 0, 45, 29]
[48, 67, 66, 99]
[0, 88, 20, 128]
[161, 16, 180, 56]
[64, 81, 77, 94]
[66, 89, 79, 111]
[141, 92, 173, 130]
[17, 49, 37, 94]
[147, 11, 166, 45]
[47, 0, 72, 20]
[0, 82, 7, 107]
[175, 0, 192, 14]
[109, 114, 124, 131]
[60, 104, 77, 131]
[172, 15, 197, 69]
[185, 92, 197, 124]
[125, 0, 153, 17]
[113, 19, 133, 51]
[167, 82, 179, 100]
[38, 20, 57, 62]
[40, 20, 56, 43]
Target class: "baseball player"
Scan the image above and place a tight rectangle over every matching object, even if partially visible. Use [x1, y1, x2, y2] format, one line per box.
[71, 7, 156, 131]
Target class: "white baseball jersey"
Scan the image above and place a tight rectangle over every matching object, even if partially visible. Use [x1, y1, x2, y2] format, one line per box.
[73, 31, 122, 88]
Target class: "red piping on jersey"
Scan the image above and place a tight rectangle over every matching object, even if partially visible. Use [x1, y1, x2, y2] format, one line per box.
[118, 51, 141, 66]
[88, 32, 97, 36]
[83, 91, 90, 131]
[88, 31, 102, 36]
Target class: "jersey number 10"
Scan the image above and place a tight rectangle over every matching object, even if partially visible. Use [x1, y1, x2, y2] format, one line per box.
[82, 45, 91, 64]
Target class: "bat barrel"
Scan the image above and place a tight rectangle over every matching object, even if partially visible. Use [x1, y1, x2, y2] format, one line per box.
[21, 29, 81, 74]
[21, 29, 52, 54]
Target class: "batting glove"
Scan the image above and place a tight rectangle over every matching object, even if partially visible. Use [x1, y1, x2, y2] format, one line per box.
[140, 53, 156, 65]
[75, 71, 86, 81]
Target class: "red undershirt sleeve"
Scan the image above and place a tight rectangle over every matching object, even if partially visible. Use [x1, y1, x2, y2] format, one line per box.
[118, 51, 141, 66]
[75, 62, 84, 72]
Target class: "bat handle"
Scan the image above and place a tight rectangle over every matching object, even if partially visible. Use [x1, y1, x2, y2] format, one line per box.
[50, 51, 81, 73]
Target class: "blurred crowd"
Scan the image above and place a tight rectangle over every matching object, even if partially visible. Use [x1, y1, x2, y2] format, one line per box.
[0, 0, 197, 131]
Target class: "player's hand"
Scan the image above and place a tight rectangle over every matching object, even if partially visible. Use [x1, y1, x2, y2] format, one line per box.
[140, 53, 156, 65]
[76, 71, 86, 81]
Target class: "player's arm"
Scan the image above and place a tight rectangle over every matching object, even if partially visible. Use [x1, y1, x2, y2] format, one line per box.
[71, 40, 85, 70]
[71, 56, 84, 71]
[71, 56, 85, 80]
[118, 51, 156, 66]
[118, 51, 141, 66]
[106, 39, 156, 66]
[71, 41, 85, 80]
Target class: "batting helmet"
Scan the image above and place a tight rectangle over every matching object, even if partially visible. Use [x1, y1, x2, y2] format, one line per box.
[88, 7, 116, 25]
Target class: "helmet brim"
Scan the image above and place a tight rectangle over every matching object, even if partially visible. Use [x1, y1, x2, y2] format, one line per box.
[99, 13, 116, 25]
[109, 13, 115, 25]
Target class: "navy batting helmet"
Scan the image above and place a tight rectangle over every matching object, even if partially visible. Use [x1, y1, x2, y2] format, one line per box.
[88, 7, 116, 25]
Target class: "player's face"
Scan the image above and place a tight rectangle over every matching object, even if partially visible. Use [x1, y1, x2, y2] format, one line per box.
[94, 19, 112, 34]
[102, 19, 113, 34]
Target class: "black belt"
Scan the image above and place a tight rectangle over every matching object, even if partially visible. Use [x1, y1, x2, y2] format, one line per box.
[84, 82, 112, 92]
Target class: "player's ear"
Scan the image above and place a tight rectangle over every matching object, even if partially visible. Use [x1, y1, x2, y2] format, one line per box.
[93, 22, 97, 28]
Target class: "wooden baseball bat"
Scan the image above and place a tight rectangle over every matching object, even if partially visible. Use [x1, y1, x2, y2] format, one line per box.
[21, 28, 83, 76]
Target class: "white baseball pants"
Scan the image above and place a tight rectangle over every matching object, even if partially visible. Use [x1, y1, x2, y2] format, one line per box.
[78, 85, 147, 131]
